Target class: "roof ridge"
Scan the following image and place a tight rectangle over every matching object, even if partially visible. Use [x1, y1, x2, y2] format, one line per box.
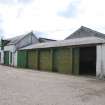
[65, 26, 105, 39]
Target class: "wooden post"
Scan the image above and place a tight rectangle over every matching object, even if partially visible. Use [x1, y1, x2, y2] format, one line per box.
[50, 48, 53, 72]
[36, 49, 39, 70]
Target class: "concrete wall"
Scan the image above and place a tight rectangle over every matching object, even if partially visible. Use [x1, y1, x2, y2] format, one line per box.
[14, 51, 17, 67]
[0, 50, 4, 64]
[96, 44, 105, 79]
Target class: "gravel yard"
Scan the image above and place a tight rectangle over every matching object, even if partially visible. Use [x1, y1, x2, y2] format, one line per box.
[0, 65, 105, 105]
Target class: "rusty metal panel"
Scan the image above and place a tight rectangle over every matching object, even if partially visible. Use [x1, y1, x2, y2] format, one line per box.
[27, 50, 38, 69]
[53, 47, 72, 74]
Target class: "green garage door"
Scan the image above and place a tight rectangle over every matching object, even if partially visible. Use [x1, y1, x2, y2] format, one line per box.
[39, 49, 52, 71]
[4, 51, 9, 65]
[53, 48, 72, 74]
[17, 51, 27, 68]
[27, 50, 38, 69]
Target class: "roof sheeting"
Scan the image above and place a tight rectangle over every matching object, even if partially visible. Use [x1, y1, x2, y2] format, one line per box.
[20, 36, 105, 50]
[7, 35, 26, 45]
[39, 37, 56, 43]
[65, 26, 105, 39]
[7, 32, 38, 45]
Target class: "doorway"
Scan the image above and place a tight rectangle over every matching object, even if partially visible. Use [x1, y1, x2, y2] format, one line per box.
[79, 46, 96, 76]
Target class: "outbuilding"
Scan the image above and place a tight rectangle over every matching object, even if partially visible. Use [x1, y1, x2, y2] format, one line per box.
[17, 26, 105, 79]
[0, 32, 39, 66]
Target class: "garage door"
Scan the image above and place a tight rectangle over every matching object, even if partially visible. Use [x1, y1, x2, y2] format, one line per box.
[27, 50, 38, 69]
[39, 49, 52, 71]
[53, 48, 72, 74]
[4, 51, 9, 65]
[17, 51, 27, 68]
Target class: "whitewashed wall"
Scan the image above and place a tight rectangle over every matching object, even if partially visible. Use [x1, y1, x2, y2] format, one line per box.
[4, 45, 16, 66]
[96, 44, 105, 79]
[0, 50, 4, 64]
[13, 51, 17, 67]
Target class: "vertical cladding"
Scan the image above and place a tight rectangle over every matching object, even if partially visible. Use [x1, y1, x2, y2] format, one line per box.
[72, 48, 80, 75]
[53, 47, 72, 74]
[17, 47, 80, 75]
[27, 50, 38, 69]
[39, 49, 52, 71]
[4, 51, 9, 65]
[17, 50, 27, 68]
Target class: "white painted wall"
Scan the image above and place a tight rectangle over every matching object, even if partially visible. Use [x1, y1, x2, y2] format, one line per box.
[0, 50, 4, 64]
[14, 51, 17, 67]
[4, 45, 16, 66]
[96, 44, 105, 79]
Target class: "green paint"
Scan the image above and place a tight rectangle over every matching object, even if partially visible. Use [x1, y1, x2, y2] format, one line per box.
[4, 51, 9, 65]
[53, 48, 72, 74]
[27, 50, 38, 69]
[10, 52, 12, 64]
[39, 49, 52, 71]
[17, 47, 80, 75]
[50, 48, 53, 72]
[72, 48, 80, 75]
[17, 51, 27, 68]
[36, 49, 39, 70]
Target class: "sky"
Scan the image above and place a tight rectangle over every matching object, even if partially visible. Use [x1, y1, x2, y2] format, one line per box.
[0, 0, 105, 40]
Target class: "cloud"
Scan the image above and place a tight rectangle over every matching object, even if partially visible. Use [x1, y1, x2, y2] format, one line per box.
[58, 0, 80, 18]
[17, 0, 33, 4]
[0, 0, 33, 5]
[0, 0, 15, 4]
[0, 0, 105, 40]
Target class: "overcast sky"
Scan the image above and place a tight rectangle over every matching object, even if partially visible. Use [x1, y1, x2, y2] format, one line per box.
[0, 0, 105, 40]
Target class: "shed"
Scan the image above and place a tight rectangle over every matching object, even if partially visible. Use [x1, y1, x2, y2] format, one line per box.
[2, 31, 39, 66]
[19, 30, 105, 79]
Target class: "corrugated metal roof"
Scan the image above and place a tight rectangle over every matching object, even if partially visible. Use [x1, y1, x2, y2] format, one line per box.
[39, 37, 56, 43]
[7, 32, 38, 45]
[19, 36, 105, 50]
[65, 26, 105, 39]
[7, 35, 26, 45]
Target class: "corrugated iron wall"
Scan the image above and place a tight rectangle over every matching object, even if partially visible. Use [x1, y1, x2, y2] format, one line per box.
[39, 49, 52, 71]
[4, 51, 9, 65]
[72, 48, 80, 75]
[27, 50, 38, 69]
[53, 48, 72, 74]
[17, 51, 27, 68]
[17, 47, 80, 75]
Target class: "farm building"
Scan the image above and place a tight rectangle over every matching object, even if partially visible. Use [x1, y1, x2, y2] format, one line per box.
[18, 26, 105, 79]
[0, 31, 56, 67]
[0, 32, 39, 66]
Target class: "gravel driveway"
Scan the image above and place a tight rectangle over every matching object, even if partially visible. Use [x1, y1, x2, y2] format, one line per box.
[0, 65, 105, 105]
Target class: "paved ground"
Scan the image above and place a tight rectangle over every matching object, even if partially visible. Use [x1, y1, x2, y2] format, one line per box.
[0, 65, 105, 105]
